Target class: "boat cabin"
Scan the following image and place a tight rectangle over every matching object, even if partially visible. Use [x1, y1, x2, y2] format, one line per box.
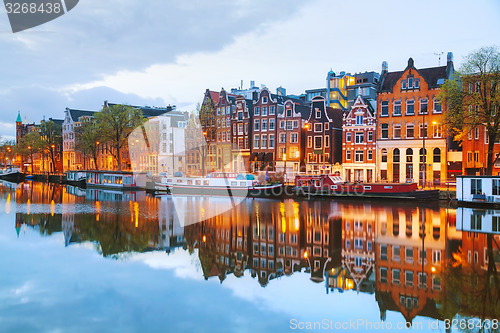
[457, 176, 500, 203]
[86, 171, 147, 190]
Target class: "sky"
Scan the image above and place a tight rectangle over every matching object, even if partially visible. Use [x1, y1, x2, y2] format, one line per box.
[1, 0, 499, 141]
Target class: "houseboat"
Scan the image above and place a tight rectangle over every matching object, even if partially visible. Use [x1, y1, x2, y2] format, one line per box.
[0, 167, 25, 183]
[456, 207, 500, 235]
[65, 171, 87, 188]
[86, 170, 147, 190]
[155, 172, 283, 198]
[456, 175, 500, 208]
[295, 174, 439, 200]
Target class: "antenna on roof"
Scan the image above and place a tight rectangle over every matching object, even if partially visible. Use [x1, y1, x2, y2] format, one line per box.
[434, 52, 444, 66]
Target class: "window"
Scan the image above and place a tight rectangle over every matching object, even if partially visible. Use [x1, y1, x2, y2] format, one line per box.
[394, 100, 401, 115]
[406, 124, 414, 138]
[381, 101, 389, 116]
[316, 110, 321, 118]
[475, 128, 479, 140]
[314, 123, 323, 132]
[346, 150, 351, 160]
[380, 267, 388, 283]
[368, 150, 373, 160]
[308, 136, 312, 148]
[262, 107, 268, 116]
[254, 107, 260, 115]
[471, 179, 482, 194]
[394, 124, 401, 139]
[419, 98, 428, 114]
[406, 100, 414, 115]
[414, 79, 420, 88]
[355, 150, 364, 162]
[254, 119, 260, 131]
[270, 106, 275, 115]
[355, 132, 364, 143]
[432, 250, 441, 264]
[402, 80, 407, 89]
[392, 269, 400, 284]
[408, 77, 414, 88]
[269, 134, 275, 148]
[325, 135, 329, 147]
[269, 119, 275, 130]
[279, 133, 286, 143]
[393, 148, 400, 163]
[405, 271, 414, 286]
[253, 135, 260, 148]
[368, 131, 373, 141]
[287, 121, 293, 130]
[493, 179, 500, 195]
[381, 124, 389, 139]
[262, 96, 268, 104]
[262, 119, 267, 131]
[381, 245, 388, 260]
[434, 99, 442, 113]
[356, 115, 363, 125]
[291, 133, 298, 143]
[418, 272, 427, 287]
[406, 247, 414, 262]
[419, 124, 427, 138]
[346, 132, 352, 142]
[381, 148, 387, 162]
[493, 216, 499, 232]
[314, 136, 322, 149]
[393, 246, 400, 260]
[433, 125, 442, 138]
[433, 148, 441, 163]
[261, 135, 267, 148]
[471, 214, 482, 231]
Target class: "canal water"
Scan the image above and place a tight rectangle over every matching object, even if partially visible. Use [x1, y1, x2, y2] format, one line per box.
[0, 181, 498, 332]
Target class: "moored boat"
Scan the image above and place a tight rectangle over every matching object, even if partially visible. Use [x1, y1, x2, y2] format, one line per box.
[155, 172, 284, 198]
[0, 167, 25, 183]
[456, 175, 500, 208]
[86, 170, 147, 190]
[65, 171, 87, 188]
[295, 174, 439, 200]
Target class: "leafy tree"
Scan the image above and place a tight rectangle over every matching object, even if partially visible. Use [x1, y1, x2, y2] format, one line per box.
[75, 118, 101, 170]
[96, 104, 145, 171]
[16, 131, 43, 173]
[441, 46, 500, 175]
[39, 120, 62, 173]
[0, 140, 15, 167]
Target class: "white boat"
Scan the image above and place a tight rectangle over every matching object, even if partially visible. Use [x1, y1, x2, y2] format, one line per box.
[86, 170, 147, 190]
[155, 172, 283, 198]
[456, 175, 500, 208]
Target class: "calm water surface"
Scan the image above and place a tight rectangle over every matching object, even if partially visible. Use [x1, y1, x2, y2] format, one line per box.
[0, 181, 498, 333]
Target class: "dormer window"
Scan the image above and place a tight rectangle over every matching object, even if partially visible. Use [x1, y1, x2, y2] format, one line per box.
[402, 80, 407, 89]
[262, 96, 268, 104]
[414, 79, 420, 89]
[286, 109, 292, 117]
[315, 109, 321, 118]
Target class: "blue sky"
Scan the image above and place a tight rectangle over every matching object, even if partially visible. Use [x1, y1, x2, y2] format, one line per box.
[1, 0, 499, 140]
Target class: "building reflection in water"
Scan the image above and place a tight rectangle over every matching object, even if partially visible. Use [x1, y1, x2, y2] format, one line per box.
[7, 181, 499, 325]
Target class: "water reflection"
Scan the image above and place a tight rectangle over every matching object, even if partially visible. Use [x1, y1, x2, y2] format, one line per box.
[4, 181, 500, 329]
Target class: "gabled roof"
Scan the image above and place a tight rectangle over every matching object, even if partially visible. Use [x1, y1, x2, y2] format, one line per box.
[378, 58, 449, 92]
[48, 118, 64, 126]
[66, 109, 96, 122]
[346, 95, 375, 119]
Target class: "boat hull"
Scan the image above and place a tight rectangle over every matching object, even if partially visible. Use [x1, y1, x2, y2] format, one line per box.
[163, 183, 284, 198]
[296, 187, 439, 200]
[0, 172, 25, 183]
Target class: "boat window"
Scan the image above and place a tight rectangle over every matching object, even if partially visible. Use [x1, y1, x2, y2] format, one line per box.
[187, 180, 193, 185]
[204, 180, 209, 185]
[384, 186, 393, 189]
[364, 186, 371, 190]
[167, 179, 172, 182]
[240, 182, 246, 186]
[195, 180, 201, 185]
[177, 179, 183, 183]
[231, 181, 237, 186]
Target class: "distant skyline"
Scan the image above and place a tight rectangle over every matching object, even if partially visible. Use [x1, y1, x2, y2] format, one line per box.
[1, 0, 500, 140]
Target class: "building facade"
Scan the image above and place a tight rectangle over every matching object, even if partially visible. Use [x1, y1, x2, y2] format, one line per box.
[342, 94, 377, 182]
[376, 54, 456, 185]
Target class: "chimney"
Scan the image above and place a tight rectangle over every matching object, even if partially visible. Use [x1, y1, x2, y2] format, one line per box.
[381, 61, 388, 74]
[250, 80, 255, 88]
[446, 52, 454, 78]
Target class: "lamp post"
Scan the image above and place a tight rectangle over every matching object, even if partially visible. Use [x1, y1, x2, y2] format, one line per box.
[303, 122, 311, 174]
[422, 109, 426, 189]
[95, 141, 100, 170]
[283, 119, 289, 184]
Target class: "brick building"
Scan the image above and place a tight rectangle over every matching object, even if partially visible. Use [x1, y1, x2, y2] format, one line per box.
[376, 54, 458, 185]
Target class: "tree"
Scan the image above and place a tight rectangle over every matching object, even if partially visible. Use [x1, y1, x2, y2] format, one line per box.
[39, 120, 62, 173]
[441, 46, 500, 175]
[17, 131, 43, 173]
[96, 104, 145, 171]
[197, 100, 216, 175]
[75, 118, 101, 170]
[0, 140, 15, 167]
